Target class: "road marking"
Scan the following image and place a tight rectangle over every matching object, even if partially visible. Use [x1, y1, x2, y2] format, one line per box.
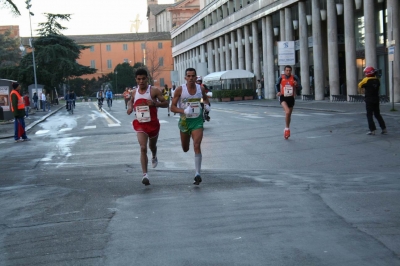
[59, 128, 73, 132]
[35, 130, 50, 135]
[292, 114, 311, 116]
[108, 124, 121, 127]
[268, 115, 285, 118]
[159, 120, 169, 123]
[311, 113, 333, 116]
[241, 115, 263, 118]
[84, 125, 96, 129]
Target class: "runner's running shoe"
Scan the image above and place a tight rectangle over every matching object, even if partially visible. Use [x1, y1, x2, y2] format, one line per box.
[152, 157, 158, 168]
[142, 174, 150, 186]
[284, 129, 290, 139]
[381, 129, 387, 135]
[193, 175, 202, 185]
[366, 131, 375, 135]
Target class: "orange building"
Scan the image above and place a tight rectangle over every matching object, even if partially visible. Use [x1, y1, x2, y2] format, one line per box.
[0, 25, 20, 37]
[69, 32, 174, 87]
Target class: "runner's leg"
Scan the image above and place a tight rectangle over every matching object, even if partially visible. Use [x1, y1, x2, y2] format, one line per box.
[137, 132, 149, 174]
[180, 131, 191, 152]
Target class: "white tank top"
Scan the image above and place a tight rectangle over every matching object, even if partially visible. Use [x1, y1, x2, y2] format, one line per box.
[134, 85, 152, 103]
[178, 84, 203, 118]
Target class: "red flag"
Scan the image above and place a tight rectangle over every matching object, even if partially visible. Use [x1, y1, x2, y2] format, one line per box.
[17, 119, 25, 139]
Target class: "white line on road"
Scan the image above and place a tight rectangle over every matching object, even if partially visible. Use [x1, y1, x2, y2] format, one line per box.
[108, 124, 121, 127]
[84, 125, 96, 129]
[59, 128, 73, 132]
[35, 130, 50, 135]
[159, 120, 169, 123]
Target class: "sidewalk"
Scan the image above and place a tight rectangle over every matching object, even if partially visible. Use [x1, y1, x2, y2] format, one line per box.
[0, 104, 65, 139]
[1, 99, 399, 139]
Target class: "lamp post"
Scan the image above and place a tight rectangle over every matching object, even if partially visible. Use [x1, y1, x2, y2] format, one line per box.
[115, 71, 118, 95]
[25, 0, 38, 102]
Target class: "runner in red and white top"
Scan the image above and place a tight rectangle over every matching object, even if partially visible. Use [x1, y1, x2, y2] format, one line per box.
[127, 68, 168, 186]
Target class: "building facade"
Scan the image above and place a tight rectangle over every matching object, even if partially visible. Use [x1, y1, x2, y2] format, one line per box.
[171, 0, 400, 102]
[70, 32, 174, 87]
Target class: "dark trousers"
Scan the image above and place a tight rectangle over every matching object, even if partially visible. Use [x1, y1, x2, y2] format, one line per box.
[14, 117, 27, 140]
[366, 102, 386, 131]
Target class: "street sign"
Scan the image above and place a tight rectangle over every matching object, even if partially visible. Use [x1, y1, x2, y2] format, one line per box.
[278, 41, 295, 66]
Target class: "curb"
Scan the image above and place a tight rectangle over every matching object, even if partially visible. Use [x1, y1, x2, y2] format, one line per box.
[0, 105, 64, 139]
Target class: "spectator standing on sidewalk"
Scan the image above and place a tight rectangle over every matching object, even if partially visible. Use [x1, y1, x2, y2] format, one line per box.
[46, 93, 51, 111]
[23, 92, 30, 118]
[32, 92, 38, 110]
[257, 80, 262, 99]
[358, 66, 387, 135]
[41, 91, 46, 112]
[10, 82, 30, 142]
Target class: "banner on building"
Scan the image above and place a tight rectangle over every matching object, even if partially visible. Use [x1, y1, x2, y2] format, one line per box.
[278, 41, 295, 66]
[0, 86, 10, 111]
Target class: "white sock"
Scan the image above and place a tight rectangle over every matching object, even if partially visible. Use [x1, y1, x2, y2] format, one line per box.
[195, 153, 202, 176]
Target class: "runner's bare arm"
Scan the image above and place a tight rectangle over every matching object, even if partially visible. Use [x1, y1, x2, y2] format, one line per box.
[170, 86, 184, 114]
[126, 89, 136, 115]
[150, 87, 168, 108]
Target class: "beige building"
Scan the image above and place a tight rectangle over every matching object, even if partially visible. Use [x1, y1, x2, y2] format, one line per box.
[171, 0, 400, 102]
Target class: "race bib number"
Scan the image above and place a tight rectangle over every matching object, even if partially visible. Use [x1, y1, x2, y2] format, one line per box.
[135, 106, 151, 123]
[284, 85, 293, 97]
[186, 101, 200, 118]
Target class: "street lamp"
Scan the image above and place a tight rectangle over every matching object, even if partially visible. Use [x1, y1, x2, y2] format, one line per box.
[25, 0, 38, 101]
[115, 71, 118, 94]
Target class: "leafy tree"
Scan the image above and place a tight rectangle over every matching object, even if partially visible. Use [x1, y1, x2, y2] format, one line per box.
[0, 30, 21, 68]
[0, 0, 20, 15]
[113, 62, 136, 92]
[16, 13, 96, 92]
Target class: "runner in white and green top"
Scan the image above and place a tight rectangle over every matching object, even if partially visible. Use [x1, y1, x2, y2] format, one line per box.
[171, 68, 211, 185]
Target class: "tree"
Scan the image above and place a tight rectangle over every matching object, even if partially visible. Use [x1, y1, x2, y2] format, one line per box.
[113, 62, 136, 92]
[16, 13, 96, 91]
[0, 0, 20, 15]
[145, 45, 166, 85]
[0, 30, 21, 68]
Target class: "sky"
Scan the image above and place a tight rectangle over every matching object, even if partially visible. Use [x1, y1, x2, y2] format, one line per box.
[0, 0, 174, 37]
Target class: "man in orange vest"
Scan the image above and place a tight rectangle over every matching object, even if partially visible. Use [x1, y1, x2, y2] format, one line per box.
[275, 65, 302, 139]
[10, 82, 31, 143]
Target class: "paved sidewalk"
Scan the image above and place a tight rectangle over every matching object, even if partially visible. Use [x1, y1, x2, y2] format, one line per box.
[1, 99, 399, 139]
[0, 104, 65, 139]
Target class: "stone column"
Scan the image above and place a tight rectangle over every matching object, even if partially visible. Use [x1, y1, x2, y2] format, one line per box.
[244, 24, 252, 72]
[225, 34, 232, 70]
[388, 0, 400, 102]
[252, 21, 261, 80]
[207, 41, 215, 73]
[237, 28, 245, 69]
[299, 1, 310, 95]
[231, 31, 238, 69]
[200, 44, 206, 63]
[312, 0, 324, 100]
[279, 10, 286, 73]
[327, 0, 340, 97]
[344, 0, 358, 98]
[285, 7, 293, 42]
[364, 0, 377, 68]
[214, 39, 220, 72]
[219, 36, 226, 71]
[265, 16, 276, 99]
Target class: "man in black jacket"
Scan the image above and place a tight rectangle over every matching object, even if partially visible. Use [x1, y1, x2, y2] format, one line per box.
[358, 66, 387, 135]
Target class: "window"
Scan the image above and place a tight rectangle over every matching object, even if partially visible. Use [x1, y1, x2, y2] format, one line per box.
[123, 44, 128, 50]
[90, 46, 94, 52]
[90, 60, 95, 68]
[158, 42, 163, 49]
[123, 58, 129, 63]
[107, 60, 112, 69]
[160, 78, 165, 87]
[159, 57, 164, 66]
[106, 44, 111, 51]
[141, 43, 146, 49]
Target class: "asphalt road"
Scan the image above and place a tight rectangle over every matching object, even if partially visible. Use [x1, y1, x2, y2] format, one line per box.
[0, 100, 399, 266]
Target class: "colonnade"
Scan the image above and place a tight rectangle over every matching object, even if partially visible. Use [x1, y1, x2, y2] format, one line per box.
[172, 0, 400, 102]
